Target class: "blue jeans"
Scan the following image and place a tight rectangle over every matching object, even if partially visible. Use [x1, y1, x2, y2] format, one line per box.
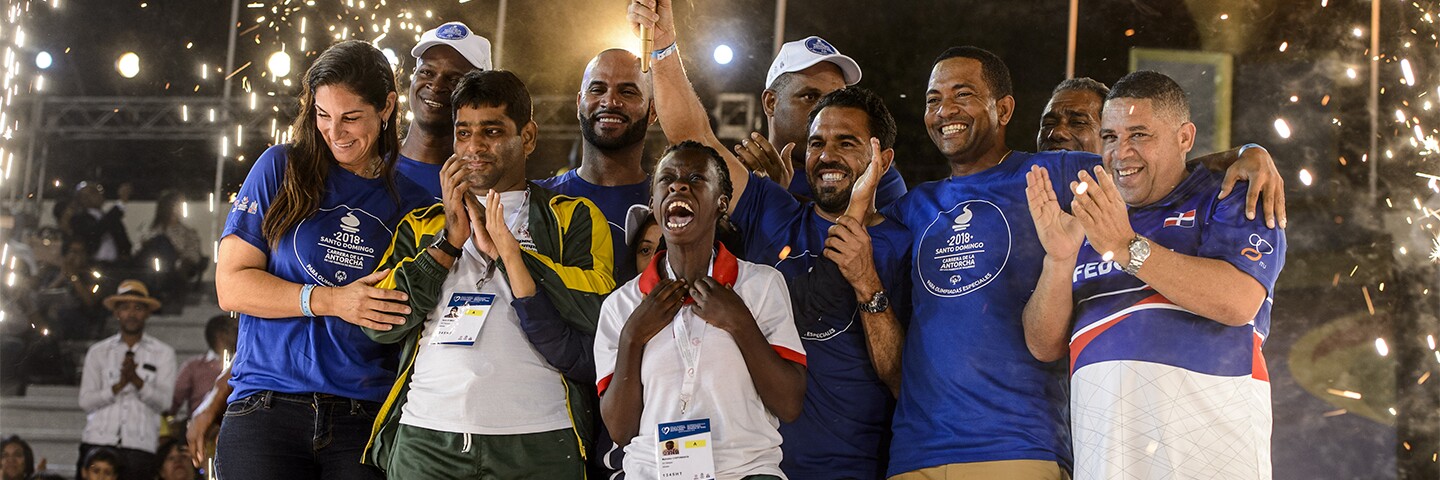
[214, 391, 384, 480]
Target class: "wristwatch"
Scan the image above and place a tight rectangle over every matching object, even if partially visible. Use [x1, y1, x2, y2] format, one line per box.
[432, 232, 463, 260]
[1122, 235, 1151, 276]
[858, 290, 890, 314]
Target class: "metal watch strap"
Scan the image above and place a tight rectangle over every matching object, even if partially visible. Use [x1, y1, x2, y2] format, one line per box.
[1122, 235, 1149, 275]
[859, 289, 889, 313]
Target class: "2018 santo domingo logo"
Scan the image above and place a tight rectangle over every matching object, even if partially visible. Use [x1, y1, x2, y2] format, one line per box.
[917, 200, 1011, 297]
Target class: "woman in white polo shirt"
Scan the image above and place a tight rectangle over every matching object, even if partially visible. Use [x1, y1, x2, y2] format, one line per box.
[596, 141, 808, 480]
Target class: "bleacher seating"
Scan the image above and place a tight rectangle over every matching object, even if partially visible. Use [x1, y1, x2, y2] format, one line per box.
[0, 284, 221, 478]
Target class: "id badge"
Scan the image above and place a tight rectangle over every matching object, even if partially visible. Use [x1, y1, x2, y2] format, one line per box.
[656, 418, 715, 480]
[431, 293, 495, 345]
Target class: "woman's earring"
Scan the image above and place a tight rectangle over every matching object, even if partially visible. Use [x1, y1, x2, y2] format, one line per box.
[382, 119, 389, 131]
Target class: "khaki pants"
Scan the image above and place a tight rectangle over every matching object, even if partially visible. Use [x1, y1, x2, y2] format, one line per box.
[890, 460, 1070, 480]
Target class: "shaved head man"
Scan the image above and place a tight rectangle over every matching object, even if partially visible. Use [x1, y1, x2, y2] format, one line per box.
[536, 49, 656, 279]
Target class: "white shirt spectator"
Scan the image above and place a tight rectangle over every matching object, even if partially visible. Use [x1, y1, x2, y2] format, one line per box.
[399, 190, 573, 435]
[79, 333, 176, 453]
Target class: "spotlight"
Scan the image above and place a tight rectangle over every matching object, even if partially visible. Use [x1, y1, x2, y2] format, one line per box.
[267, 51, 291, 78]
[35, 51, 51, 70]
[116, 52, 140, 78]
[713, 45, 733, 65]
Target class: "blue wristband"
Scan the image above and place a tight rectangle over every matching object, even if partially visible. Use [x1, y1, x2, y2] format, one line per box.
[299, 284, 317, 317]
[652, 43, 677, 62]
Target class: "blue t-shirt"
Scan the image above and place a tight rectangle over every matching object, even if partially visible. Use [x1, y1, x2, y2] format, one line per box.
[732, 173, 912, 480]
[1071, 167, 1286, 373]
[535, 170, 649, 280]
[789, 164, 908, 210]
[222, 144, 436, 404]
[880, 150, 1098, 475]
[395, 154, 442, 198]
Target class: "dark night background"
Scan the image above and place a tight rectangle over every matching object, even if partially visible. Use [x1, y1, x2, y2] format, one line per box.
[10, 0, 1438, 478]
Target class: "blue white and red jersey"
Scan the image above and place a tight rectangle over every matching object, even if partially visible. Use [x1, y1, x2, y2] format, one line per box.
[1068, 167, 1285, 479]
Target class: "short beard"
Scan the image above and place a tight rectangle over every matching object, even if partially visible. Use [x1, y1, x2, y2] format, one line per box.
[580, 113, 649, 150]
[809, 161, 855, 215]
[812, 186, 851, 215]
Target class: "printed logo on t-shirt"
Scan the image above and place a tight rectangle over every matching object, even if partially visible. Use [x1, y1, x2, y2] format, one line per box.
[293, 205, 388, 286]
[1242, 233, 1275, 265]
[917, 200, 1011, 297]
[1164, 209, 1196, 228]
[776, 249, 855, 341]
[233, 196, 252, 214]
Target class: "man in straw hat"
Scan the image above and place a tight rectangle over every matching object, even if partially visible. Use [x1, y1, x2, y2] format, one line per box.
[78, 279, 176, 480]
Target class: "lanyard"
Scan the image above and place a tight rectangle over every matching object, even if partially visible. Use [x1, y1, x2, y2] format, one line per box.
[470, 190, 529, 291]
[665, 254, 712, 414]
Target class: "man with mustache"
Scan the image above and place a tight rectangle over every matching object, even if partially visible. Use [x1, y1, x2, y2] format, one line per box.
[1024, 70, 1284, 479]
[736, 37, 909, 210]
[397, 22, 494, 196]
[363, 69, 614, 478]
[882, 47, 1286, 480]
[630, 2, 908, 478]
[1036, 77, 1288, 229]
[537, 49, 657, 282]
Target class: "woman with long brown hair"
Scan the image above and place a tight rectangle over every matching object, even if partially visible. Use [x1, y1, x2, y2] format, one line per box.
[212, 39, 433, 479]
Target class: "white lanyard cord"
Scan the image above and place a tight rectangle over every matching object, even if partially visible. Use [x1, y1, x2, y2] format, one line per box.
[665, 252, 714, 414]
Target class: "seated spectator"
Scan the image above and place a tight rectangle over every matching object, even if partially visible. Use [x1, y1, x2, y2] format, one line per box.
[0, 435, 35, 480]
[170, 315, 235, 422]
[78, 448, 120, 480]
[153, 439, 195, 480]
[46, 241, 106, 341]
[78, 280, 175, 480]
[137, 191, 204, 307]
[67, 181, 134, 275]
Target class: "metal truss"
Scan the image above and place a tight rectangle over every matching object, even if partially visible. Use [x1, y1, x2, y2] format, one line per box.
[17, 96, 291, 142]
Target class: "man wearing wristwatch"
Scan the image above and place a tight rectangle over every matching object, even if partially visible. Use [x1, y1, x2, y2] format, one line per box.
[360, 70, 614, 478]
[1022, 71, 1285, 480]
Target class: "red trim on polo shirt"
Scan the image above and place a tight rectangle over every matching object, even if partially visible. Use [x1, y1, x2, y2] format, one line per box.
[772, 345, 807, 367]
[597, 373, 614, 395]
[638, 243, 739, 304]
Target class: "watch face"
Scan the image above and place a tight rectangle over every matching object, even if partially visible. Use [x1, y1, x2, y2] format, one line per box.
[862, 291, 889, 313]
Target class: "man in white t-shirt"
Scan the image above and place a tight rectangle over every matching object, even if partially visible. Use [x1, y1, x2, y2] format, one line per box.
[362, 70, 615, 478]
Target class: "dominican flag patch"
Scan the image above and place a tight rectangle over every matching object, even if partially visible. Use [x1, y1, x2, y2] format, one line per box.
[1164, 209, 1196, 228]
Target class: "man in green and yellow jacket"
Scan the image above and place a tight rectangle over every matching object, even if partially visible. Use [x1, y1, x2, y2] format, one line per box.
[362, 69, 614, 479]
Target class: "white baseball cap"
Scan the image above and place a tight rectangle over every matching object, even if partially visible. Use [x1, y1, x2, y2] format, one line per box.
[764, 36, 862, 90]
[411, 22, 493, 71]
